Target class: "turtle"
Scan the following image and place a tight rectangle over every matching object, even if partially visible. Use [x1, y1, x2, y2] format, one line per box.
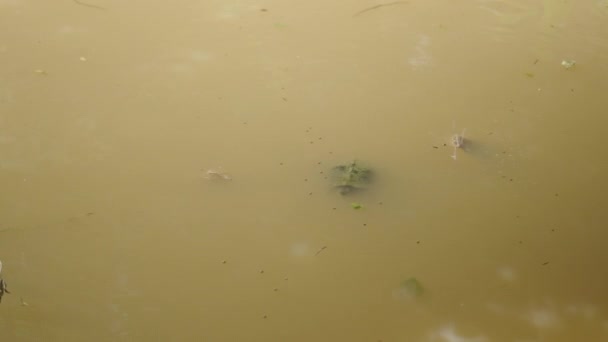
[330, 160, 372, 195]
[0, 278, 9, 303]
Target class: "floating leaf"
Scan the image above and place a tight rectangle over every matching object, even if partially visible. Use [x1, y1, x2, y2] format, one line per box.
[351, 202, 363, 210]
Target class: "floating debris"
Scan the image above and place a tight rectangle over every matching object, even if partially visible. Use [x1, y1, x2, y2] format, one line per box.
[451, 132, 465, 148]
[450, 128, 466, 160]
[561, 60, 576, 69]
[204, 169, 232, 181]
[73, 0, 106, 10]
[351, 202, 363, 210]
[330, 160, 372, 195]
[353, 1, 408, 17]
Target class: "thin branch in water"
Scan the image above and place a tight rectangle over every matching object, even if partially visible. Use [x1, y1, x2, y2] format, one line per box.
[353, 1, 408, 17]
[73, 0, 106, 10]
[315, 246, 327, 256]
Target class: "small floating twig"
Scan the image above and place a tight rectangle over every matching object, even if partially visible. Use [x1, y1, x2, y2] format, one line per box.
[73, 0, 106, 10]
[315, 246, 327, 256]
[353, 1, 408, 17]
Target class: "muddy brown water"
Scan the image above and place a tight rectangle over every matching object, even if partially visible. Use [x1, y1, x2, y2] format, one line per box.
[1, 0, 608, 341]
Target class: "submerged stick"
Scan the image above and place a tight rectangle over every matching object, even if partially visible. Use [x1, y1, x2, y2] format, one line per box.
[353, 1, 408, 17]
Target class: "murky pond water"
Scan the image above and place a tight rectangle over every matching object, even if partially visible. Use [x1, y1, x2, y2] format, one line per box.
[1, 0, 608, 341]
